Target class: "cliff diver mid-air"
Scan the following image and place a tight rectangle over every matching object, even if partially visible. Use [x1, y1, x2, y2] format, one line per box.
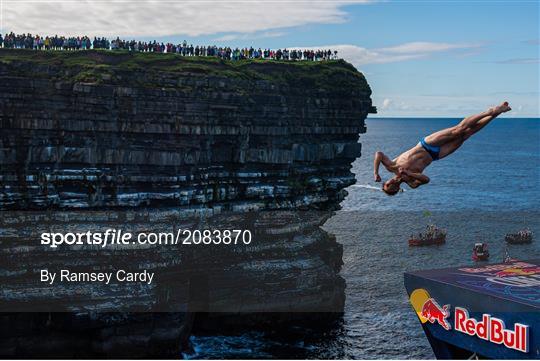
[373, 102, 512, 195]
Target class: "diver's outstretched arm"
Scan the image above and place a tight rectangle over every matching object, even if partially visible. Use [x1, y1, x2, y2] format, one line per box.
[373, 152, 383, 181]
[374, 151, 396, 181]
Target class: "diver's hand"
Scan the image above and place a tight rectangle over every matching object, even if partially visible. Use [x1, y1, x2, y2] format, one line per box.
[374, 173, 381, 182]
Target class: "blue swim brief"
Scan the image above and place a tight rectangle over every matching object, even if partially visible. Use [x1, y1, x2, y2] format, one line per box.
[420, 137, 440, 160]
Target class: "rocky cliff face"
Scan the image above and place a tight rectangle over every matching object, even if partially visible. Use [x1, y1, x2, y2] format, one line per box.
[0, 49, 374, 357]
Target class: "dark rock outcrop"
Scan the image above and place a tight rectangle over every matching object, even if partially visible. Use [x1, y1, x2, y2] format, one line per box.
[0, 49, 374, 357]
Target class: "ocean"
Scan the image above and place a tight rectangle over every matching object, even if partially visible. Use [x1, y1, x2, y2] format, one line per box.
[188, 117, 540, 359]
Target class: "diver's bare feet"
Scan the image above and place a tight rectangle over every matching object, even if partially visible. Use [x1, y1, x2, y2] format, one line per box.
[491, 102, 512, 115]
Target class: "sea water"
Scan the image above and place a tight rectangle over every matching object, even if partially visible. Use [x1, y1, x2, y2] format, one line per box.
[188, 118, 540, 359]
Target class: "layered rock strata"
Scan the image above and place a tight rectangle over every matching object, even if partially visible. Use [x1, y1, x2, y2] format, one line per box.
[0, 49, 374, 357]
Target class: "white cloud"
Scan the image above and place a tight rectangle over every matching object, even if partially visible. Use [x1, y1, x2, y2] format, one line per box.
[213, 31, 286, 42]
[495, 58, 539, 64]
[371, 94, 540, 117]
[377, 41, 481, 54]
[293, 42, 483, 67]
[524, 39, 540, 45]
[1, 0, 373, 38]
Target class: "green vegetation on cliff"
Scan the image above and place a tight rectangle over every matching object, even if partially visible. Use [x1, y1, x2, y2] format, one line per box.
[0, 49, 371, 95]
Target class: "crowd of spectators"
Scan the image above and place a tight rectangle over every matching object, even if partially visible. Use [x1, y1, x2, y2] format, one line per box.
[0, 32, 338, 61]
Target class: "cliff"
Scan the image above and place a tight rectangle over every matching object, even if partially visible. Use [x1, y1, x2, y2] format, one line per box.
[0, 49, 374, 357]
[0, 49, 373, 210]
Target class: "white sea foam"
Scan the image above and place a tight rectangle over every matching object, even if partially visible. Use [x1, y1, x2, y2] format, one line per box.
[351, 184, 407, 193]
[350, 184, 382, 191]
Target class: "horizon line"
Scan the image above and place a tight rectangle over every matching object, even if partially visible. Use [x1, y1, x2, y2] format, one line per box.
[368, 116, 540, 119]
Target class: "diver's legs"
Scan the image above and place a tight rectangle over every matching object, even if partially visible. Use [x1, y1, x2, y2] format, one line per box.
[424, 126, 463, 147]
[458, 110, 493, 129]
[425, 102, 510, 147]
[439, 112, 500, 158]
[457, 102, 511, 135]
[462, 113, 499, 137]
[438, 137, 465, 159]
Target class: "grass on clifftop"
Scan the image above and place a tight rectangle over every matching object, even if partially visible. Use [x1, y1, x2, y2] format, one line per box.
[0, 48, 371, 93]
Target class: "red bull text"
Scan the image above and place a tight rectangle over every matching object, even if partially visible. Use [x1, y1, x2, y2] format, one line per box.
[454, 307, 529, 353]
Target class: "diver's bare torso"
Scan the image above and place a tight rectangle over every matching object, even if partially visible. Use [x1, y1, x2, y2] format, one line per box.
[373, 144, 433, 191]
[393, 144, 432, 175]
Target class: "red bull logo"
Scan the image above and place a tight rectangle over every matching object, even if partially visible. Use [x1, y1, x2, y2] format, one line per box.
[458, 262, 540, 287]
[459, 261, 535, 274]
[495, 266, 540, 278]
[409, 289, 452, 331]
[421, 298, 451, 330]
[410, 289, 531, 354]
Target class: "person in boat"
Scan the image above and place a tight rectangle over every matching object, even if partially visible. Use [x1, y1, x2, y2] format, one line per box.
[373, 102, 512, 195]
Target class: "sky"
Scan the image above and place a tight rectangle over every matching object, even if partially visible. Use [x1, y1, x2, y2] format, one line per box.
[1, 0, 538, 117]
